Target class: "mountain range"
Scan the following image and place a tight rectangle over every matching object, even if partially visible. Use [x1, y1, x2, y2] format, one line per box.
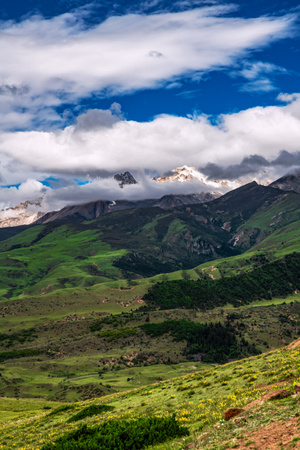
[0, 168, 298, 230]
[0, 166, 221, 228]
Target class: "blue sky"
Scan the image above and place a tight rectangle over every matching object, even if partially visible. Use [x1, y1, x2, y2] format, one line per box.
[0, 0, 299, 210]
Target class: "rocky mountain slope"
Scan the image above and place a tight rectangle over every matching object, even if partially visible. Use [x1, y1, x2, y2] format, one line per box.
[269, 169, 300, 193]
[2, 170, 294, 230]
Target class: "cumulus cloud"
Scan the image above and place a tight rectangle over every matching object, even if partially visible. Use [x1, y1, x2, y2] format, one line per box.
[74, 103, 123, 132]
[272, 149, 300, 166]
[0, 179, 48, 210]
[2, 94, 300, 176]
[200, 150, 300, 181]
[0, 6, 296, 130]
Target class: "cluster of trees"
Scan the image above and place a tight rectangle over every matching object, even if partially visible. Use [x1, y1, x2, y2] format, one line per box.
[0, 327, 37, 346]
[0, 348, 43, 362]
[141, 320, 258, 363]
[143, 252, 300, 310]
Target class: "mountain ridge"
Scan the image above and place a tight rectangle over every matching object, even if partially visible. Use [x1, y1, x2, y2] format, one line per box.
[34, 192, 219, 225]
[0, 170, 295, 229]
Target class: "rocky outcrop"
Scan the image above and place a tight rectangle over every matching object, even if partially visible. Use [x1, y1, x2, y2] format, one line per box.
[114, 171, 137, 188]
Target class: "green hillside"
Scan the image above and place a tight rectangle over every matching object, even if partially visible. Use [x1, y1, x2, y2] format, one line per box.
[0, 339, 299, 449]
[0, 223, 128, 298]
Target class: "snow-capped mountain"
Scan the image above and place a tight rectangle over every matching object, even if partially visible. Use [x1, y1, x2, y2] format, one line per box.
[0, 198, 45, 228]
[154, 165, 205, 183]
[153, 165, 239, 191]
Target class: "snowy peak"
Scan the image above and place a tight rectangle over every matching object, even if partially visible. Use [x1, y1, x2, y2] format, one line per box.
[153, 165, 198, 183]
[153, 165, 238, 191]
[0, 198, 45, 228]
[154, 165, 205, 183]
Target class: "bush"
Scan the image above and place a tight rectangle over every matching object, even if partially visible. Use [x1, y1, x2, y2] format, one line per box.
[41, 415, 189, 450]
[98, 328, 136, 341]
[0, 348, 43, 362]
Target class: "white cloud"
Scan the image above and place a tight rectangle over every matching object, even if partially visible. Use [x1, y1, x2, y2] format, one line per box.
[74, 103, 123, 132]
[277, 92, 300, 103]
[42, 174, 220, 211]
[240, 78, 277, 93]
[239, 61, 287, 80]
[235, 61, 287, 93]
[0, 179, 48, 210]
[0, 6, 295, 130]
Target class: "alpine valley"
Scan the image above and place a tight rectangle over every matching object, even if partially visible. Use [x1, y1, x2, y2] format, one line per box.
[1, 173, 300, 449]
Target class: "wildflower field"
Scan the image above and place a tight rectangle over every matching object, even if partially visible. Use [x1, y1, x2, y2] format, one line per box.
[1, 341, 300, 449]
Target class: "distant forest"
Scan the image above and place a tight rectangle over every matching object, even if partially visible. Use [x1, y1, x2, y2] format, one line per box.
[141, 320, 258, 363]
[143, 252, 300, 310]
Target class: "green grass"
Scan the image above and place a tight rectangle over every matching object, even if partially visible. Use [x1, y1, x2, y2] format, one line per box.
[0, 225, 127, 298]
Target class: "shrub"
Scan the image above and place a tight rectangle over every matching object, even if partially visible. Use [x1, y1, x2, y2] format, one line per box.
[41, 415, 189, 450]
[98, 328, 136, 341]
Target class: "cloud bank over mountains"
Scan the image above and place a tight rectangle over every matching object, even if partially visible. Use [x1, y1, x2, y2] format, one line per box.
[0, 93, 300, 210]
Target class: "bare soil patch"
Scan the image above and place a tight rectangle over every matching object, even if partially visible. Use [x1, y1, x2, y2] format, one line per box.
[226, 417, 300, 449]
